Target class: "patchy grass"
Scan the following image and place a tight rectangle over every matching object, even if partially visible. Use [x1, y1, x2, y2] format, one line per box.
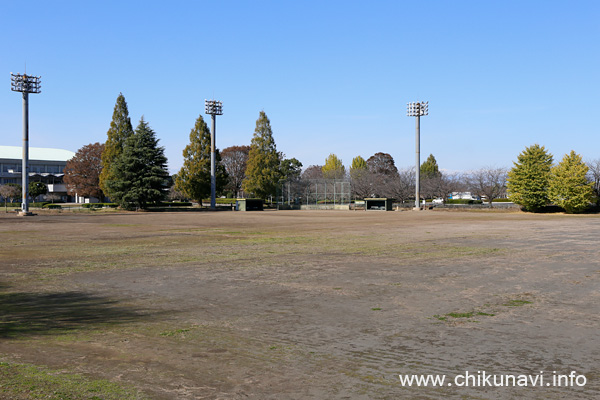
[0, 361, 147, 400]
[159, 328, 191, 337]
[434, 310, 496, 323]
[503, 299, 533, 307]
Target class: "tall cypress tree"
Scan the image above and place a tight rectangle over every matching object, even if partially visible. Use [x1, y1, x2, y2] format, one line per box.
[175, 115, 227, 203]
[106, 117, 169, 210]
[420, 154, 441, 179]
[99, 93, 134, 199]
[243, 111, 282, 199]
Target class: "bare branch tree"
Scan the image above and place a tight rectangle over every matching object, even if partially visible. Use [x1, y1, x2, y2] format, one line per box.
[467, 167, 508, 207]
[350, 169, 375, 199]
[0, 184, 21, 212]
[221, 145, 250, 198]
[586, 159, 600, 206]
[389, 167, 415, 204]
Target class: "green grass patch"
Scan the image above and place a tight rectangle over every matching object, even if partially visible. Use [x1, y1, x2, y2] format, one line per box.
[159, 328, 191, 337]
[434, 310, 495, 322]
[503, 299, 533, 307]
[0, 361, 146, 400]
[447, 312, 475, 318]
[371, 307, 382, 311]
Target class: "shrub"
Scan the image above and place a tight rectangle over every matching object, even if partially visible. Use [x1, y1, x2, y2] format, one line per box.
[43, 204, 62, 209]
[159, 201, 192, 207]
[82, 203, 108, 209]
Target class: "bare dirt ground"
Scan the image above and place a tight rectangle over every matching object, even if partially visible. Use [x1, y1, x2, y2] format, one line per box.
[1, 209, 599, 399]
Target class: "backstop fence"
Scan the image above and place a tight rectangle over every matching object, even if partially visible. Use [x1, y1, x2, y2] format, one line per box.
[276, 179, 352, 208]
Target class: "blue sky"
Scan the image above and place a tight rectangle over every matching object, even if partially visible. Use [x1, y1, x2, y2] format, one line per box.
[1, 1, 598, 173]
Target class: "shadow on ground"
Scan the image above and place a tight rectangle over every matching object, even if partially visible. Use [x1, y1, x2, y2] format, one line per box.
[0, 285, 148, 338]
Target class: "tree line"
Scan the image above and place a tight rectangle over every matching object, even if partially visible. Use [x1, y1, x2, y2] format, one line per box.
[42, 93, 600, 212]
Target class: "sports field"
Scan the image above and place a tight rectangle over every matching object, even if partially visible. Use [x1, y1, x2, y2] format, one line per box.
[0, 209, 598, 399]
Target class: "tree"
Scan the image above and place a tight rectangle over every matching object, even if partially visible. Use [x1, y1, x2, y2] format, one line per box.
[243, 111, 282, 199]
[0, 184, 21, 212]
[106, 117, 169, 210]
[367, 152, 398, 176]
[221, 145, 250, 198]
[280, 157, 303, 182]
[322, 154, 346, 180]
[176, 115, 228, 203]
[365, 153, 399, 198]
[350, 156, 371, 199]
[468, 167, 508, 207]
[99, 93, 134, 199]
[389, 167, 415, 204]
[299, 165, 324, 203]
[29, 181, 47, 201]
[507, 144, 553, 212]
[351, 155, 367, 171]
[46, 193, 62, 203]
[548, 151, 593, 213]
[63, 142, 105, 200]
[301, 165, 324, 181]
[421, 154, 441, 179]
[586, 159, 600, 206]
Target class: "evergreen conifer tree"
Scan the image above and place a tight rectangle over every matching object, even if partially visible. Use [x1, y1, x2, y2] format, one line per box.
[420, 154, 441, 179]
[280, 158, 303, 182]
[243, 111, 282, 199]
[106, 117, 169, 210]
[175, 115, 227, 203]
[548, 151, 593, 213]
[99, 93, 134, 198]
[507, 144, 553, 211]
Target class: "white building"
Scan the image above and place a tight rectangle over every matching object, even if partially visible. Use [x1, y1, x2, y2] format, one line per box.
[449, 191, 481, 201]
[0, 145, 75, 201]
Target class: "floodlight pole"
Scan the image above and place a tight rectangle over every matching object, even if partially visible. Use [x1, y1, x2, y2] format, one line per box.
[407, 101, 428, 210]
[11, 73, 41, 215]
[205, 99, 223, 210]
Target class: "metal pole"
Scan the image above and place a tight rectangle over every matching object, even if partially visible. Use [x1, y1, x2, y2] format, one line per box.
[210, 114, 216, 210]
[22, 92, 29, 213]
[415, 114, 420, 209]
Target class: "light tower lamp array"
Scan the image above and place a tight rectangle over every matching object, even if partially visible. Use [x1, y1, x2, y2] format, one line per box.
[204, 99, 223, 116]
[205, 99, 223, 210]
[406, 101, 428, 210]
[406, 101, 428, 117]
[11, 72, 42, 215]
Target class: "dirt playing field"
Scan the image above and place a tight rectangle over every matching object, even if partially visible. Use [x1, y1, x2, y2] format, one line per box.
[0, 209, 599, 399]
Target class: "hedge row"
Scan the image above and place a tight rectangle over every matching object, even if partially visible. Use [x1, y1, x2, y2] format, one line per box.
[82, 203, 118, 208]
[80, 202, 193, 209]
[157, 202, 192, 207]
[1, 202, 50, 208]
[445, 199, 483, 205]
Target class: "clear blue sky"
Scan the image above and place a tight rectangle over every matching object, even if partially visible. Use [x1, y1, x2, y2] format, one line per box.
[1, 1, 598, 174]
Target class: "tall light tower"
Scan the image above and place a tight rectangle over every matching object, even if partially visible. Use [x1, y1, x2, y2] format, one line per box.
[11, 73, 41, 215]
[205, 99, 223, 210]
[407, 101, 428, 210]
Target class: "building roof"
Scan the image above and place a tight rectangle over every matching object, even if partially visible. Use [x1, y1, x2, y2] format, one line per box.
[0, 145, 75, 162]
